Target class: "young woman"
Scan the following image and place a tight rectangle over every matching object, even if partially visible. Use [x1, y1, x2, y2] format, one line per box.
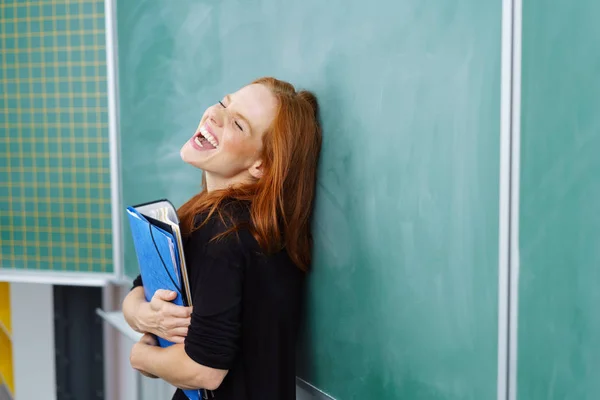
[122, 77, 322, 400]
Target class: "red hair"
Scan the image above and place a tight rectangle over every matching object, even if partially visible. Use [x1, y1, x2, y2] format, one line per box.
[177, 77, 322, 272]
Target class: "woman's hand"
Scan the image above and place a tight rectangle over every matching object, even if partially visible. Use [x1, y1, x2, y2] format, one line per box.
[145, 290, 193, 343]
[123, 287, 192, 343]
[130, 333, 159, 378]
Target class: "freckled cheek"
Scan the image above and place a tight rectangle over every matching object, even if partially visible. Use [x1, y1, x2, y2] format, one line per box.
[223, 137, 261, 158]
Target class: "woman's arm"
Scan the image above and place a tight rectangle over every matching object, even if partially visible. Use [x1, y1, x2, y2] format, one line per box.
[122, 286, 192, 343]
[122, 286, 150, 333]
[130, 335, 227, 391]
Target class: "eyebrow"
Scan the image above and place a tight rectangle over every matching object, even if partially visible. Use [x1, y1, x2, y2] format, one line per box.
[225, 94, 253, 134]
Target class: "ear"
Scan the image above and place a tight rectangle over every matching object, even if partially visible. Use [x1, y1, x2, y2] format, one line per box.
[248, 159, 264, 180]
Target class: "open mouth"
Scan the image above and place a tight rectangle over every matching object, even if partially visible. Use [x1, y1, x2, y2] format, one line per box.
[192, 125, 219, 150]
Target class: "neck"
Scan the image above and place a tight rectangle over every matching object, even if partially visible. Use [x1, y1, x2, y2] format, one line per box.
[204, 171, 255, 192]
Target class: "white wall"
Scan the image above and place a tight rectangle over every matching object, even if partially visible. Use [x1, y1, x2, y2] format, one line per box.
[10, 283, 56, 400]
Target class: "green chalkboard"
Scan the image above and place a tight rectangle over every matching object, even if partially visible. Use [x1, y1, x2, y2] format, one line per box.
[517, 1, 600, 398]
[116, 0, 202, 280]
[0, 0, 113, 275]
[116, 1, 502, 398]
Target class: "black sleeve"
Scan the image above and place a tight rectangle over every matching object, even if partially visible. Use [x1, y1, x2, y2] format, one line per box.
[184, 233, 245, 370]
[131, 274, 143, 290]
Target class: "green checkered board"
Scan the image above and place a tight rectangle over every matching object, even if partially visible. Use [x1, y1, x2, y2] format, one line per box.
[0, 0, 112, 274]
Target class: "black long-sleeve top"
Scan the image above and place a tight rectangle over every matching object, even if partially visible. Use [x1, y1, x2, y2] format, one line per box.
[132, 200, 305, 400]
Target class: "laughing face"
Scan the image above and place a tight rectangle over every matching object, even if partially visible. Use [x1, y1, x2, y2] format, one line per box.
[180, 83, 278, 191]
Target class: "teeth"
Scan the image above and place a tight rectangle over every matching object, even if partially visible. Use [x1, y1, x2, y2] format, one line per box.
[194, 137, 203, 147]
[200, 126, 219, 148]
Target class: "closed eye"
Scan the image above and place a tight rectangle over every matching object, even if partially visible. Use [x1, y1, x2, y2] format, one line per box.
[221, 97, 246, 132]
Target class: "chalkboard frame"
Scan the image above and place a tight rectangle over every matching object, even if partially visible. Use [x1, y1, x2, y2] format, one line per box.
[0, 0, 123, 286]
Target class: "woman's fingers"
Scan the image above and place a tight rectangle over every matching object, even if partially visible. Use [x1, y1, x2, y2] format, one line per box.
[150, 291, 191, 316]
[172, 326, 189, 337]
[167, 331, 187, 344]
[152, 289, 177, 302]
[160, 317, 191, 334]
[147, 290, 193, 339]
[176, 317, 191, 327]
[169, 336, 185, 344]
[164, 303, 192, 318]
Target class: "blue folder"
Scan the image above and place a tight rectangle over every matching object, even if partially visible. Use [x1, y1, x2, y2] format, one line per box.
[126, 207, 186, 341]
[126, 205, 204, 400]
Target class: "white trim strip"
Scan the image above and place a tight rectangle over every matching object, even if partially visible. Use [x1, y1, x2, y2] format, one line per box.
[0, 270, 113, 286]
[104, 0, 123, 280]
[102, 285, 117, 400]
[498, 0, 515, 398]
[295, 377, 336, 400]
[508, 0, 522, 398]
[499, 0, 522, 398]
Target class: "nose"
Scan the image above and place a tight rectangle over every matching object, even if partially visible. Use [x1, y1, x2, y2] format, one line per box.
[208, 107, 224, 128]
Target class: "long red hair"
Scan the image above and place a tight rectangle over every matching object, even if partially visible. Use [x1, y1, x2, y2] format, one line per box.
[177, 77, 322, 272]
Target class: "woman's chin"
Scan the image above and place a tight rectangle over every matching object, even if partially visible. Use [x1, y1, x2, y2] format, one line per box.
[180, 148, 206, 170]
